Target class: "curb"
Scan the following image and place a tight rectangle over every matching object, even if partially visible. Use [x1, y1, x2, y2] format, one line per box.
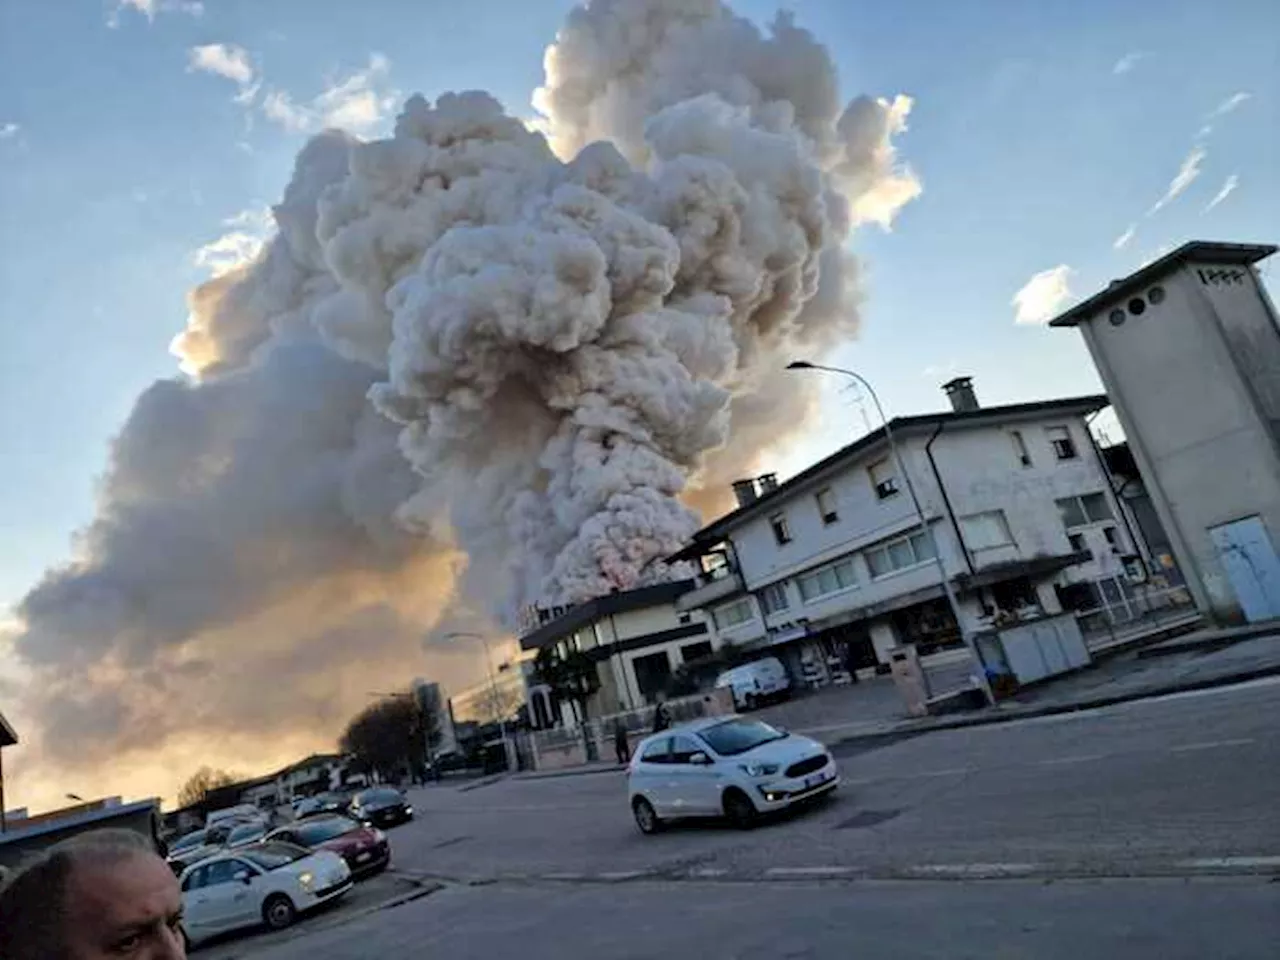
[832, 662, 1280, 746]
[1137, 624, 1279, 659]
[511, 764, 626, 782]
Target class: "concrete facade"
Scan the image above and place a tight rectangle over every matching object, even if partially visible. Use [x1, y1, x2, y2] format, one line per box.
[672, 388, 1133, 682]
[1052, 241, 1280, 623]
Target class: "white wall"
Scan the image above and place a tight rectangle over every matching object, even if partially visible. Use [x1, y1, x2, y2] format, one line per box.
[1077, 260, 1280, 619]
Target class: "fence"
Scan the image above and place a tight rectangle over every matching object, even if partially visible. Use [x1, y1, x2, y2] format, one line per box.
[1075, 581, 1200, 653]
[521, 688, 736, 773]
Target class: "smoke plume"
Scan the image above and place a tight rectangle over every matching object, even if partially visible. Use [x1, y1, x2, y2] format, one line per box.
[7, 0, 917, 808]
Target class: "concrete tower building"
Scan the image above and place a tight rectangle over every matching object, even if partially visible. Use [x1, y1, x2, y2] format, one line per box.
[1051, 240, 1280, 624]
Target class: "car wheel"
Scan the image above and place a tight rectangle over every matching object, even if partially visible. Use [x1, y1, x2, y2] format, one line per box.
[262, 894, 297, 931]
[723, 788, 757, 830]
[632, 797, 662, 835]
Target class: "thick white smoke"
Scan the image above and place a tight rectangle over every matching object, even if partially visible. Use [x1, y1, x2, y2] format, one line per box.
[9, 0, 917, 807]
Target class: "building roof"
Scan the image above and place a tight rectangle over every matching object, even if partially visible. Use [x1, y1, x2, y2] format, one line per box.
[669, 393, 1110, 558]
[0, 709, 16, 748]
[0, 798, 159, 846]
[1048, 240, 1277, 328]
[517, 579, 696, 651]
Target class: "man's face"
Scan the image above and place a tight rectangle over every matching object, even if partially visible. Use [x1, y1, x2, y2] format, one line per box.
[63, 852, 186, 959]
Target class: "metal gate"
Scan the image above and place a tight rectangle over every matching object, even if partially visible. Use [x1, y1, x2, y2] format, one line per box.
[1208, 515, 1280, 622]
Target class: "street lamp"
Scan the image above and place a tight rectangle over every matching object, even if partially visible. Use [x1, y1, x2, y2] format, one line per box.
[444, 631, 513, 767]
[786, 361, 993, 703]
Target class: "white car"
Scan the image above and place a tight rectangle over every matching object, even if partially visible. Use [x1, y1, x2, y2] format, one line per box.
[714, 657, 792, 710]
[180, 842, 352, 944]
[628, 716, 838, 833]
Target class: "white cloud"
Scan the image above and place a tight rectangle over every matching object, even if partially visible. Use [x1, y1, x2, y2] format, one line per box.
[1012, 265, 1073, 326]
[1147, 144, 1205, 215]
[1209, 91, 1251, 118]
[188, 44, 255, 87]
[260, 54, 397, 135]
[1204, 174, 1239, 212]
[109, 0, 203, 27]
[0, 122, 19, 139]
[192, 207, 274, 277]
[1113, 223, 1137, 250]
[1113, 51, 1148, 75]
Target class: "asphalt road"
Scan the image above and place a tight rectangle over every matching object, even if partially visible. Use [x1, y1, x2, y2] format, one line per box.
[198, 677, 1280, 957]
[389, 675, 1280, 882]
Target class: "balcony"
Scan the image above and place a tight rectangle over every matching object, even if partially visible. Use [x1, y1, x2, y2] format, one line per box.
[676, 569, 745, 612]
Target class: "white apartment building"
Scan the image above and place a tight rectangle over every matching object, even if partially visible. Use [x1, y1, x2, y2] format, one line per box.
[670, 381, 1140, 682]
[517, 581, 716, 722]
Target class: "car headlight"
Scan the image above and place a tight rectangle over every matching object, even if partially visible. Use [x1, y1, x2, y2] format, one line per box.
[297, 871, 315, 892]
[740, 762, 780, 777]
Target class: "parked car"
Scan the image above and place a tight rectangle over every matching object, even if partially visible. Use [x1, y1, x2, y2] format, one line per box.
[265, 815, 390, 879]
[348, 787, 413, 828]
[714, 656, 792, 710]
[180, 842, 351, 944]
[292, 793, 351, 820]
[206, 803, 262, 828]
[223, 818, 270, 849]
[627, 716, 838, 834]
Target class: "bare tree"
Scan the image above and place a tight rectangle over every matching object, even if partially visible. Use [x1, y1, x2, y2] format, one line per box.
[340, 695, 437, 779]
[177, 766, 238, 808]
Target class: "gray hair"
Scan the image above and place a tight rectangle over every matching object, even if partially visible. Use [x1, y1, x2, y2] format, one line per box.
[0, 828, 156, 960]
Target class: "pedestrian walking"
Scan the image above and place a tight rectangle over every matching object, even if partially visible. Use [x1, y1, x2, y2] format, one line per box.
[613, 718, 631, 764]
[651, 701, 671, 733]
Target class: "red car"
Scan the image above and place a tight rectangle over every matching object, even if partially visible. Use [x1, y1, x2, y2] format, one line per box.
[266, 815, 390, 878]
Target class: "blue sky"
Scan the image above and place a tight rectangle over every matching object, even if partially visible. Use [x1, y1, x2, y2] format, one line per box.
[0, 0, 1276, 614]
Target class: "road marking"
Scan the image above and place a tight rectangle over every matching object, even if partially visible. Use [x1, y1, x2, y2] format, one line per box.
[540, 873, 586, 881]
[904, 767, 974, 779]
[1037, 753, 1107, 766]
[1177, 856, 1280, 870]
[906, 862, 1039, 877]
[597, 871, 649, 881]
[688, 868, 728, 878]
[765, 866, 857, 877]
[1169, 737, 1255, 753]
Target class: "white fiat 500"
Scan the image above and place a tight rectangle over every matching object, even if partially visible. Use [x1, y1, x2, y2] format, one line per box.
[180, 842, 351, 944]
[628, 716, 838, 833]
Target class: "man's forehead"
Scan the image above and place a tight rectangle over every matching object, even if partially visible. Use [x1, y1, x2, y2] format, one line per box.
[67, 853, 179, 924]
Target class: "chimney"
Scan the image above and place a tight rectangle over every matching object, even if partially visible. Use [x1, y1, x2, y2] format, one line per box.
[757, 473, 778, 493]
[731, 479, 758, 507]
[942, 376, 979, 413]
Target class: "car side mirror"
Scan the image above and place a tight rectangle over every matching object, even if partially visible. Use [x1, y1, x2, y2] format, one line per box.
[689, 751, 713, 766]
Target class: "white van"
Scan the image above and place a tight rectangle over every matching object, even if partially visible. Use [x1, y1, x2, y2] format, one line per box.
[714, 657, 792, 710]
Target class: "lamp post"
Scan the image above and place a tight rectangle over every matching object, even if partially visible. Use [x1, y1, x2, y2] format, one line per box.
[786, 361, 993, 703]
[444, 631, 513, 768]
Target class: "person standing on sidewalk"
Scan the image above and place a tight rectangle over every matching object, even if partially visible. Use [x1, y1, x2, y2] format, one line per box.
[613, 718, 631, 765]
[651, 701, 671, 733]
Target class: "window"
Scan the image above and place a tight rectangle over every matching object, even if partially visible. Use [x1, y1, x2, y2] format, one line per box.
[1068, 532, 1086, 553]
[678, 612, 691, 624]
[1057, 492, 1114, 529]
[1047, 426, 1077, 461]
[865, 530, 936, 579]
[760, 581, 790, 614]
[669, 735, 703, 764]
[640, 737, 671, 764]
[796, 557, 857, 601]
[203, 860, 241, 888]
[182, 865, 208, 892]
[714, 598, 754, 628]
[960, 511, 1013, 551]
[815, 487, 839, 524]
[1010, 430, 1032, 467]
[1103, 526, 1120, 549]
[769, 512, 792, 545]
[680, 640, 713, 663]
[869, 459, 899, 499]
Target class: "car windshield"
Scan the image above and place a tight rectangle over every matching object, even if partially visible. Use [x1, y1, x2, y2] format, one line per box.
[294, 816, 360, 845]
[697, 718, 788, 756]
[355, 788, 400, 805]
[170, 830, 207, 852]
[240, 843, 310, 870]
[228, 822, 265, 843]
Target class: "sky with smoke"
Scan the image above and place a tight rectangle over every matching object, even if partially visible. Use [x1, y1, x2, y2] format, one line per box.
[0, 0, 1273, 812]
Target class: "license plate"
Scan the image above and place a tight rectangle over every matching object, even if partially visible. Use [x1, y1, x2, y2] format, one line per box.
[804, 772, 827, 790]
[356, 852, 372, 864]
